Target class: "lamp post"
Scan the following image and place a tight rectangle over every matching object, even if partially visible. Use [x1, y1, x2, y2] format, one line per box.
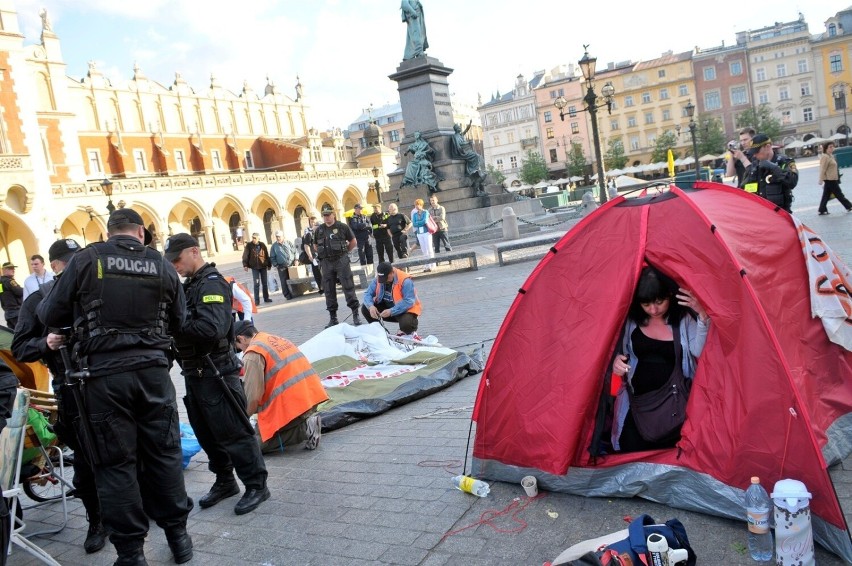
[371, 166, 382, 204]
[554, 47, 615, 205]
[100, 178, 116, 214]
[684, 100, 700, 178]
[834, 84, 849, 146]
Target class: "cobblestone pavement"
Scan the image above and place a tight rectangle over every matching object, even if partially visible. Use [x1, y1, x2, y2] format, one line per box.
[14, 159, 852, 565]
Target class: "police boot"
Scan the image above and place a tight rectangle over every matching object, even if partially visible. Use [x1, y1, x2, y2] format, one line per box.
[113, 540, 148, 566]
[83, 510, 107, 553]
[325, 312, 339, 328]
[198, 475, 240, 509]
[165, 525, 193, 564]
[234, 486, 271, 515]
[351, 308, 363, 326]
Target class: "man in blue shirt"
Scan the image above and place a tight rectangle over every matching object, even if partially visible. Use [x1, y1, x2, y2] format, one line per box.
[361, 262, 422, 336]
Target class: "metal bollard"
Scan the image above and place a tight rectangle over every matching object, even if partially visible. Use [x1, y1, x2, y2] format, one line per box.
[502, 207, 520, 240]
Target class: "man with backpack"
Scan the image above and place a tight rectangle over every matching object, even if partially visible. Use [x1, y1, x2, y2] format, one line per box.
[270, 231, 297, 300]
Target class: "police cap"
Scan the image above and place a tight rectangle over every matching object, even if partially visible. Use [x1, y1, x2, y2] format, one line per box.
[107, 208, 152, 245]
[164, 233, 199, 261]
[48, 238, 81, 263]
[750, 134, 772, 149]
[1, 261, 16, 269]
[321, 205, 334, 216]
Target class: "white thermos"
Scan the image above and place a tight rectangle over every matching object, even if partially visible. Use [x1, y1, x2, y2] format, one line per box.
[771, 479, 814, 566]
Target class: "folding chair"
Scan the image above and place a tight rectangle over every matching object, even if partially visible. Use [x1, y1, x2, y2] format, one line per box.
[0, 388, 61, 565]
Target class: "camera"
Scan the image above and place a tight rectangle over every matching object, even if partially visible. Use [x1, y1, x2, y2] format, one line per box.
[727, 141, 741, 151]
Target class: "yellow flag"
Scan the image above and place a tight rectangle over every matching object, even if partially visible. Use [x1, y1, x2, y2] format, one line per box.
[667, 149, 675, 177]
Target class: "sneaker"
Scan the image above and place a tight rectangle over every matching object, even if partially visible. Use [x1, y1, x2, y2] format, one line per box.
[304, 414, 321, 450]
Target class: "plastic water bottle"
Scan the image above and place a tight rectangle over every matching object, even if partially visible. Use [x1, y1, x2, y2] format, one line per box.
[451, 475, 490, 497]
[745, 476, 774, 561]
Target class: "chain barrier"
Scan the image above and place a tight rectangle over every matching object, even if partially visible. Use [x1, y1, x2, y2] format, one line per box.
[516, 213, 582, 228]
[450, 217, 504, 240]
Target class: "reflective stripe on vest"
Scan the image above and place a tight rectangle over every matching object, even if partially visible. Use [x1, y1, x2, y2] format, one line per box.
[374, 268, 422, 316]
[245, 332, 329, 442]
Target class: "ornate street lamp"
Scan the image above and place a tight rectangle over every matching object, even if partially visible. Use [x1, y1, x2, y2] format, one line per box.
[100, 178, 116, 214]
[684, 100, 700, 178]
[371, 166, 382, 204]
[554, 46, 615, 204]
[833, 84, 849, 146]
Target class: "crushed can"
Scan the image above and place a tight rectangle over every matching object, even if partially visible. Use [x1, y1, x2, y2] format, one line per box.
[771, 478, 814, 566]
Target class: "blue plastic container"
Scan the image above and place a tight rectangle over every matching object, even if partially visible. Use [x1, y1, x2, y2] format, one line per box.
[179, 422, 201, 469]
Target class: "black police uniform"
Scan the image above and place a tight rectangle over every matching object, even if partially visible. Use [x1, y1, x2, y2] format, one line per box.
[301, 226, 323, 288]
[36, 235, 191, 560]
[0, 273, 23, 329]
[314, 220, 360, 322]
[741, 152, 799, 212]
[12, 278, 103, 549]
[173, 263, 268, 502]
[370, 211, 394, 263]
[348, 211, 373, 265]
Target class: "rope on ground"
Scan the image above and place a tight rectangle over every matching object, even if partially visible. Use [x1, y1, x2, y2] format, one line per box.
[417, 459, 464, 474]
[440, 492, 547, 540]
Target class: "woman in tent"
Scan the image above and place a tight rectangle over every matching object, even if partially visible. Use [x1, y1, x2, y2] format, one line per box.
[611, 266, 710, 452]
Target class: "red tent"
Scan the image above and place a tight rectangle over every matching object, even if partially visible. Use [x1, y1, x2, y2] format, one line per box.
[472, 182, 852, 560]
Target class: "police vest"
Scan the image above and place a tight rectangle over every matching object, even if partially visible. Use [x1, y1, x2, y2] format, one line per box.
[244, 332, 329, 442]
[374, 269, 422, 316]
[75, 240, 169, 356]
[314, 222, 349, 259]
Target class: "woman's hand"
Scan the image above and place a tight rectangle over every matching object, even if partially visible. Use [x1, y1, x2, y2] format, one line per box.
[677, 288, 709, 323]
[612, 354, 630, 377]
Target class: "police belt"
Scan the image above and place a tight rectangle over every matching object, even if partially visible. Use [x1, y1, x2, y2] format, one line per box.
[321, 254, 346, 262]
[82, 347, 167, 367]
[175, 339, 230, 363]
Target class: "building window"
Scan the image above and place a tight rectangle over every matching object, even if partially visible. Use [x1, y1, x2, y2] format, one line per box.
[658, 69, 666, 78]
[678, 85, 688, 96]
[797, 59, 808, 74]
[544, 111, 552, 123]
[629, 136, 640, 151]
[647, 134, 656, 147]
[546, 127, 554, 139]
[776, 64, 786, 78]
[550, 90, 557, 99]
[830, 54, 843, 73]
[86, 150, 102, 175]
[779, 86, 790, 101]
[610, 119, 619, 130]
[625, 95, 634, 107]
[730, 86, 748, 106]
[492, 135, 500, 146]
[506, 131, 515, 143]
[627, 116, 637, 128]
[211, 149, 223, 170]
[550, 148, 558, 163]
[703, 66, 716, 81]
[244, 150, 254, 169]
[659, 88, 669, 100]
[495, 158, 503, 171]
[780, 110, 792, 125]
[174, 149, 187, 172]
[568, 106, 577, 117]
[802, 107, 814, 122]
[662, 109, 671, 121]
[390, 129, 400, 143]
[642, 92, 651, 104]
[558, 88, 564, 97]
[386, 116, 396, 124]
[758, 91, 769, 104]
[835, 93, 847, 111]
[359, 138, 367, 149]
[509, 155, 517, 169]
[571, 122, 580, 134]
[644, 112, 654, 124]
[800, 83, 811, 96]
[133, 149, 147, 173]
[704, 91, 722, 111]
[756, 67, 766, 81]
[609, 100, 618, 110]
[829, 23, 837, 37]
[730, 61, 743, 76]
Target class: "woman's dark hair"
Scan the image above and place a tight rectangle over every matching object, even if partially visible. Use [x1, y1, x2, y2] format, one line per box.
[627, 265, 687, 326]
[823, 141, 835, 153]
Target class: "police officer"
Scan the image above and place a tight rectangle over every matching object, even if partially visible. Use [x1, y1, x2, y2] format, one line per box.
[370, 202, 394, 263]
[347, 203, 373, 265]
[0, 261, 23, 329]
[37, 208, 193, 566]
[314, 205, 363, 328]
[165, 233, 270, 516]
[740, 133, 799, 212]
[11, 238, 106, 554]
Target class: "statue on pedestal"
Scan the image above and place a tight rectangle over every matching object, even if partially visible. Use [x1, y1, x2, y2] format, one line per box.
[450, 121, 487, 195]
[401, 0, 428, 60]
[401, 132, 441, 193]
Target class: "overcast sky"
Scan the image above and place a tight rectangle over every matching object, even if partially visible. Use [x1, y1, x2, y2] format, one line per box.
[13, 0, 841, 130]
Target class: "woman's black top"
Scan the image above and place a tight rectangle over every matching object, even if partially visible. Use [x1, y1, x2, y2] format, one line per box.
[630, 326, 675, 395]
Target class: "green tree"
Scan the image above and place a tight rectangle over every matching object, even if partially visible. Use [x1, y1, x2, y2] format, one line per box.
[486, 164, 506, 187]
[735, 104, 782, 141]
[566, 143, 587, 178]
[650, 131, 679, 163]
[603, 137, 628, 170]
[696, 114, 726, 156]
[519, 150, 548, 185]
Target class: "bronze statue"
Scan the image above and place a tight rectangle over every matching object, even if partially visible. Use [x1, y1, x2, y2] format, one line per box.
[401, 132, 440, 193]
[401, 0, 428, 60]
[450, 121, 487, 195]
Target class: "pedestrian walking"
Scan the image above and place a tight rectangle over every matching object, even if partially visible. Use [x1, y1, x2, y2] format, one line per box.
[818, 141, 852, 214]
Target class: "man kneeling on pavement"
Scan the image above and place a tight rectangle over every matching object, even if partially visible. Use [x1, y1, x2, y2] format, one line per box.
[234, 320, 328, 453]
[361, 261, 422, 338]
